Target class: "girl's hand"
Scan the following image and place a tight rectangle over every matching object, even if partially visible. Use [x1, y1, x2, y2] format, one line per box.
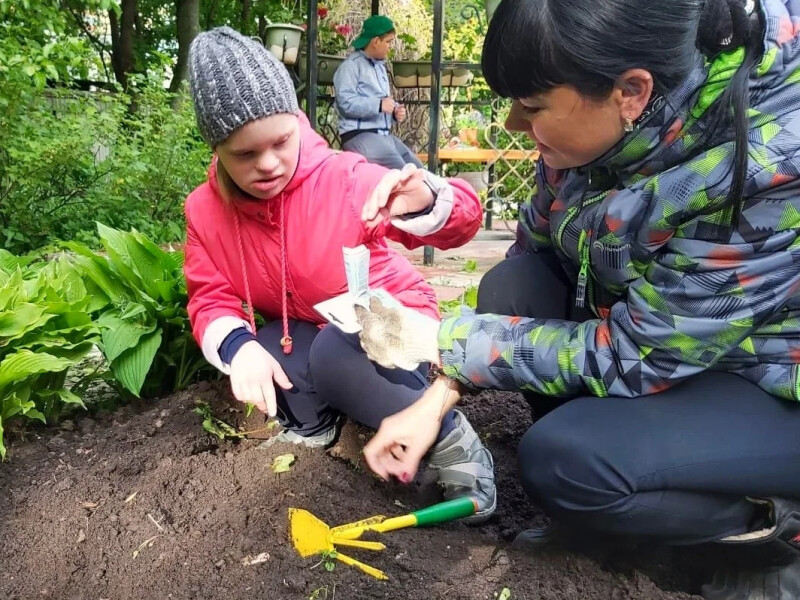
[362, 164, 434, 229]
[229, 341, 293, 417]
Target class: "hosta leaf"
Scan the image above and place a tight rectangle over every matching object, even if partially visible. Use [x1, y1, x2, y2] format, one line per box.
[96, 223, 144, 289]
[110, 329, 162, 397]
[64, 250, 127, 303]
[101, 315, 155, 363]
[0, 390, 35, 420]
[0, 270, 23, 311]
[38, 388, 85, 408]
[0, 303, 51, 339]
[0, 350, 75, 390]
[20, 340, 95, 363]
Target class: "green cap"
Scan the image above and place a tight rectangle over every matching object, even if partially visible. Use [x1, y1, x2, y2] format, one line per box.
[352, 15, 395, 50]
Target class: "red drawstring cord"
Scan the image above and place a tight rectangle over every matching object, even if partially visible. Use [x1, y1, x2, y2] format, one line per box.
[232, 203, 293, 355]
[278, 199, 293, 354]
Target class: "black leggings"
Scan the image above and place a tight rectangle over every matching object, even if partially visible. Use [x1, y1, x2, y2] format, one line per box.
[255, 321, 456, 440]
[478, 253, 800, 544]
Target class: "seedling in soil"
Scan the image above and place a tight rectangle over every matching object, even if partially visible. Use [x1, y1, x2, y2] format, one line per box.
[310, 550, 338, 572]
[193, 401, 277, 440]
[308, 585, 335, 600]
[496, 588, 512, 600]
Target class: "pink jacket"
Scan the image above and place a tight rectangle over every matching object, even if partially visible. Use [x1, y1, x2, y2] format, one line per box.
[184, 113, 482, 372]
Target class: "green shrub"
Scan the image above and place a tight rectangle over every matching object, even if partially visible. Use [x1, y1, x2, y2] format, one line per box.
[0, 82, 209, 253]
[0, 249, 100, 458]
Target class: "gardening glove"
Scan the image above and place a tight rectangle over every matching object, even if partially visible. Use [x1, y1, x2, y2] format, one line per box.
[354, 297, 441, 371]
[229, 340, 293, 417]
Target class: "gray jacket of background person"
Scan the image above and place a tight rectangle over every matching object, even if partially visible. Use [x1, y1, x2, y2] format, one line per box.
[333, 50, 395, 136]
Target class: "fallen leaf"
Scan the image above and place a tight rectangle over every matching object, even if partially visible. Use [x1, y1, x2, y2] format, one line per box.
[272, 454, 295, 474]
[242, 552, 270, 565]
[498, 588, 512, 600]
[124, 491, 138, 504]
[77, 529, 86, 543]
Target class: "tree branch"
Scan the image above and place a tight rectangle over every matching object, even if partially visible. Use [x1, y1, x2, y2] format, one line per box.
[65, 3, 113, 84]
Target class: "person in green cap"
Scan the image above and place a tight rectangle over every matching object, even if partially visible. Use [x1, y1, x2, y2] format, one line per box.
[333, 15, 423, 170]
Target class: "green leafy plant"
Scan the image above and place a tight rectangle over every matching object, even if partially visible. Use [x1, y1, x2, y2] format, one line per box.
[193, 401, 243, 440]
[0, 250, 100, 458]
[66, 223, 216, 398]
[463, 259, 478, 273]
[194, 401, 277, 440]
[438, 285, 478, 315]
[310, 550, 337, 572]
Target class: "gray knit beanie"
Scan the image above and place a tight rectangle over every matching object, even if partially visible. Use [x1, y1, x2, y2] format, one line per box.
[189, 26, 299, 147]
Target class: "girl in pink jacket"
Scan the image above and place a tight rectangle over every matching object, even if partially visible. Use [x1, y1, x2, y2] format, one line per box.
[184, 27, 495, 519]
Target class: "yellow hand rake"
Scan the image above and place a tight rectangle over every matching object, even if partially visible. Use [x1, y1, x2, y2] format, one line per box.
[288, 496, 478, 580]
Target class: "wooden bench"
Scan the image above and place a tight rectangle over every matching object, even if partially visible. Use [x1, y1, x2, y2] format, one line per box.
[417, 147, 540, 164]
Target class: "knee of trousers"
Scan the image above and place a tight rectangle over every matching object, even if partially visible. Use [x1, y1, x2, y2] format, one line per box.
[307, 326, 358, 395]
[477, 258, 531, 314]
[517, 416, 637, 525]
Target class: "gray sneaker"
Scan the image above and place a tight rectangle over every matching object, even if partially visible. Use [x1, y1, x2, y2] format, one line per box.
[258, 420, 341, 450]
[427, 410, 496, 522]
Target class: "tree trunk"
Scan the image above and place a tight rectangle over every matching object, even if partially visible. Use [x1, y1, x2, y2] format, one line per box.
[240, 0, 251, 36]
[109, 0, 137, 89]
[203, 0, 219, 29]
[169, 0, 200, 94]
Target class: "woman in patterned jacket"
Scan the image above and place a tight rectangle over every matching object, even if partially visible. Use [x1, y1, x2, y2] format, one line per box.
[354, 0, 800, 597]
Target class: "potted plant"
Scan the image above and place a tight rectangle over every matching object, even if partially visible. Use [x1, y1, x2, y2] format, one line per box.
[263, 23, 305, 66]
[392, 34, 473, 89]
[298, 7, 351, 86]
[455, 110, 485, 147]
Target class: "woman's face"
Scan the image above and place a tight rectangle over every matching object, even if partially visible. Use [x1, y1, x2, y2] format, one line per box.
[506, 73, 653, 170]
[216, 113, 301, 200]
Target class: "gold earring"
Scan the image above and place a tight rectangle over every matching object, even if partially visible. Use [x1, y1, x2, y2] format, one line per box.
[624, 117, 634, 133]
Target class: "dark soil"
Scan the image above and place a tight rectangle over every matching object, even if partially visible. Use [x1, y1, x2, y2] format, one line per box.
[0, 384, 708, 600]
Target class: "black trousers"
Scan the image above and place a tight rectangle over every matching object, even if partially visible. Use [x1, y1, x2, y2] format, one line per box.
[478, 253, 800, 544]
[255, 321, 456, 440]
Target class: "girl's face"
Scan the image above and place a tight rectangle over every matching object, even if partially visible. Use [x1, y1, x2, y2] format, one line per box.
[216, 113, 301, 200]
[505, 72, 653, 170]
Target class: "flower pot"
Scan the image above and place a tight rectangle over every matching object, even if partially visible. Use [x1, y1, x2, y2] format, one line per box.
[263, 24, 305, 66]
[392, 62, 473, 88]
[485, 0, 502, 21]
[458, 127, 479, 147]
[454, 170, 488, 194]
[299, 52, 346, 86]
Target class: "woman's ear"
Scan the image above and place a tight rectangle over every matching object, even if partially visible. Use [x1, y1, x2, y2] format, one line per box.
[614, 68, 655, 124]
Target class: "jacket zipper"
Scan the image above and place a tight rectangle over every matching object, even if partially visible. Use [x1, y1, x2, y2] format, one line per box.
[557, 170, 607, 310]
[576, 229, 590, 308]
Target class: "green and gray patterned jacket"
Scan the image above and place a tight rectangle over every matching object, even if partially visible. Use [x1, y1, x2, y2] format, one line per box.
[440, 0, 800, 401]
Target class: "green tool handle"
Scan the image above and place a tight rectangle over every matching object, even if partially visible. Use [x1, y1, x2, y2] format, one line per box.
[411, 496, 477, 527]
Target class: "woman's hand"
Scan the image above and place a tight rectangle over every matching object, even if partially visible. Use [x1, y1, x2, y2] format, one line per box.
[354, 297, 441, 371]
[229, 340, 293, 417]
[362, 164, 435, 229]
[363, 376, 463, 482]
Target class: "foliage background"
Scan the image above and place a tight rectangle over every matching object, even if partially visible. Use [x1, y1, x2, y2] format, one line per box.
[0, 0, 535, 453]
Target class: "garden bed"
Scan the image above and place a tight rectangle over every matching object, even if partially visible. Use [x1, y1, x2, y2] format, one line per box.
[0, 383, 706, 599]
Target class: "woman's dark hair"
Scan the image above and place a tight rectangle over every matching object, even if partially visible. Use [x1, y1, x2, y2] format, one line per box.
[482, 0, 763, 224]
